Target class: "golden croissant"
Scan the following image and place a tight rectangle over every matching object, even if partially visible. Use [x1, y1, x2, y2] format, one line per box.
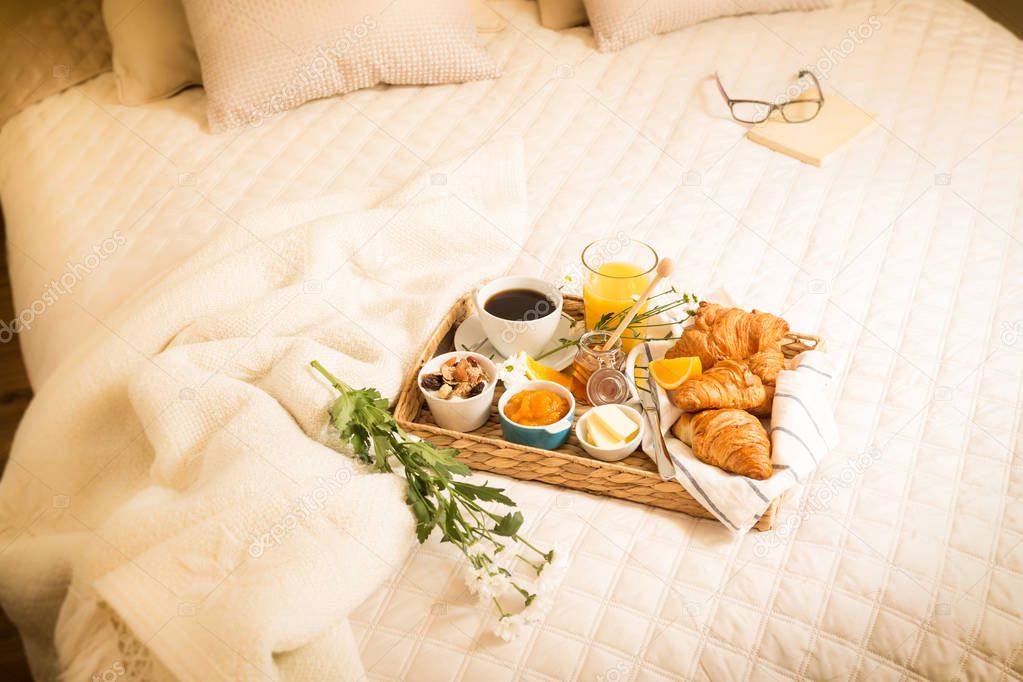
[666, 302, 788, 384]
[670, 359, 774, 416]
[671, 409, 772, 480]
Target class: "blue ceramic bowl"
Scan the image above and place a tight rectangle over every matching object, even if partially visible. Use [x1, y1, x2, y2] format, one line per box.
[498, 380, 576, 450]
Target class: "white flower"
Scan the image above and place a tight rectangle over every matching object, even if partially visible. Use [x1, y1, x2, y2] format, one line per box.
[536, 542, 569, 592]
[497, 351, 529, 390]
[494, 613, 526, 642]
[520, 593, 552, 624]
[558, 270, 582, 296]
[548, 541, 569, 569]
[465, 557, 513, 604]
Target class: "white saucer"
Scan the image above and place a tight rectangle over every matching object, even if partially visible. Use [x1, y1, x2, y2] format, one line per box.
[454, 313, 581, 371]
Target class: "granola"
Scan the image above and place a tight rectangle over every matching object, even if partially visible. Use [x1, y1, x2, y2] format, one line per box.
[421, 356, 487, 400]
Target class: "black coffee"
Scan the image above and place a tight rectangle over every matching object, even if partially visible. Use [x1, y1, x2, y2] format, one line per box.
[484, 288, 556, 321]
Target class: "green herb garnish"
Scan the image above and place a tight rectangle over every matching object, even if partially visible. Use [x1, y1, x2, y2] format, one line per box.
[310, 361, 557, 624]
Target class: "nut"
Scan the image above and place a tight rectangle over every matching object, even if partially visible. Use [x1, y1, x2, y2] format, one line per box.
[437, 383, 453, 399]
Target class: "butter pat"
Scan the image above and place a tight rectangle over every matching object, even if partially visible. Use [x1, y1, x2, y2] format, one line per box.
[586, 417, 622, 448]
[589, 405, 639, 443]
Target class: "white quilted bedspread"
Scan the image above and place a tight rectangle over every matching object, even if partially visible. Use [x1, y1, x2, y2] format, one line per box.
[2, 0, 1022, 679]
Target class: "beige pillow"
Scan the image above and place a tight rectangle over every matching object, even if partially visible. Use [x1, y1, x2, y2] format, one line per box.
[537, 0, 588, 30]
[584, 0, 836, 52]
[103, 0, 201, 105]
[0, 0, 111, 128]
[182, 0, 500, 133]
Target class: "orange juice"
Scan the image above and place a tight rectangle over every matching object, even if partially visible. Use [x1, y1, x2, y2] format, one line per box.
[582, 261, 651, 351]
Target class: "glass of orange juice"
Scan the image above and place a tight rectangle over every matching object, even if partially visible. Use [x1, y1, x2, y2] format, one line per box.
[581, 238, 658, 351]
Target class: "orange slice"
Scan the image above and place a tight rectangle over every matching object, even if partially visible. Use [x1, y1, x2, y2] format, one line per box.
[649, 356, 702, 390]
[524, 354, 573, 390]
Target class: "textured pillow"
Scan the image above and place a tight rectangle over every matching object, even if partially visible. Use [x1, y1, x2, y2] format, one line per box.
[182, 0, 500, 133]
[584, 0, 836, 52]
[103, 0, 201, 105]
[537, 0, 588, 30]
[0, 0, 111, 128]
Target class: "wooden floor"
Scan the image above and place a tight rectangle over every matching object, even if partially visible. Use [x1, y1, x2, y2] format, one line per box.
[0, 210, 34, 680]
[970, 0, 1023, 38]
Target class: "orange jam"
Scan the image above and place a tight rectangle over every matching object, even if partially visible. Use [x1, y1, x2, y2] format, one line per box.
[504, 390, 570, 426]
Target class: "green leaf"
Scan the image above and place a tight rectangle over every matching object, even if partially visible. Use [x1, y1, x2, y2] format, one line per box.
[406, 486, 436, 543]
[492, 511, 524, 537]
[452, 481, 516, 507]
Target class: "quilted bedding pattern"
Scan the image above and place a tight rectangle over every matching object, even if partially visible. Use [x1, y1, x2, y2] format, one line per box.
[0, 0, 1021, 679]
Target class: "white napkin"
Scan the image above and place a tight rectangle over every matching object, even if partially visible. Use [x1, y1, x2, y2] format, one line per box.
[626, 343, 838, 534]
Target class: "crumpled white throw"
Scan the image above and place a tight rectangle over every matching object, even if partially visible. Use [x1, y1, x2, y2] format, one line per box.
[627, 343, 838, 535]
[0, 138, 530, 681]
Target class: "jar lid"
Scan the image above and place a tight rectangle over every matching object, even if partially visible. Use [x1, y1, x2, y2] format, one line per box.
[586, 367, 632, 406]
[579, 330, 622, 354]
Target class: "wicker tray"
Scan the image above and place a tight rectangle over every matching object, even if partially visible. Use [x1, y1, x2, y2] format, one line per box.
[394, 294, 821, 531]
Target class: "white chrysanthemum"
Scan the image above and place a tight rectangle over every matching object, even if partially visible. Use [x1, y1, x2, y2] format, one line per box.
[497, 351, 529, 389]
[557, 270, 583, 296]
[465, 564, 512, 604]
[549, 542, 569, 569]
[536, 542, 569, 592]
[520, 593, 552, 624]
[494, 613, 526, 642]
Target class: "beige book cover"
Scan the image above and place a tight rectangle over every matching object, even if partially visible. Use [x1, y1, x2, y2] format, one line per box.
[746, 90, 878, 167]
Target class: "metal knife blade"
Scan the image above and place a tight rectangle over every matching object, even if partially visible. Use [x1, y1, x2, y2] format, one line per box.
[641, 341, 675, 481]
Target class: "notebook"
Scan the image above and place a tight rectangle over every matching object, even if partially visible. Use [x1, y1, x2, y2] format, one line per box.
[746, 89, 878, 167]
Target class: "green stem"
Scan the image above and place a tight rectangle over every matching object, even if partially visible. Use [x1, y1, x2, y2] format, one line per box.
[620, 321, 685, 328]
[516, 554, 542, 572]
[535, 338, 580, 362]
[310, 360, 353, 393]
[515, 535, 549, 560]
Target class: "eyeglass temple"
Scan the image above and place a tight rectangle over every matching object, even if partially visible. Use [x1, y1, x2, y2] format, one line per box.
[713, 72, 731, 103]
[797, 70, 824, 101]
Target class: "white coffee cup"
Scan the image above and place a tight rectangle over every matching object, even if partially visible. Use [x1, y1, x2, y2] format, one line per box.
[475, 276, 563, 358]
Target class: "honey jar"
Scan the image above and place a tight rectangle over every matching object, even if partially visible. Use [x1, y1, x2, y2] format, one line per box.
[570, 331, 626, 404]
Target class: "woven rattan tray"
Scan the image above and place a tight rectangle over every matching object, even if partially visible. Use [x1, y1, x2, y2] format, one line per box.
[394, 294, 821, 531]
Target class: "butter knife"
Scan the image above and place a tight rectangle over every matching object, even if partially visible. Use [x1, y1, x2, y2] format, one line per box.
[640, 341, 675, 481]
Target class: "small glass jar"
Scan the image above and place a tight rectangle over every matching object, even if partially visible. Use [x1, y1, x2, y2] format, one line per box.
[571, 331, 626, 404]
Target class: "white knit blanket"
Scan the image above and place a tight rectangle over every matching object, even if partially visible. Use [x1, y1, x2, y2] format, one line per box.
[0, 138, 529, 682]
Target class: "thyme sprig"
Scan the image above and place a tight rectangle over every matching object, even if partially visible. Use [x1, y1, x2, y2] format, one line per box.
[534, 288, 698, 362]
[591, 287, 699, 339]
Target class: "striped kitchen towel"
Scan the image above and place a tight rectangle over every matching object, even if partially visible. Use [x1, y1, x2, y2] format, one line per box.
[627, 344, 838, 535]
[770, 352, 839, 483]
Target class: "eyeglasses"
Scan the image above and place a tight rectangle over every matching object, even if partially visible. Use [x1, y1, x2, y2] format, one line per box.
[714, 70, 824, 124]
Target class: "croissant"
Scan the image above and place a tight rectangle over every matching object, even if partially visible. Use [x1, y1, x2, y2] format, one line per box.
[671, 409, 772, 480]
[670, 359, 774, 416]
[666, 302, 788, 385]
[747, 351, 785, 386]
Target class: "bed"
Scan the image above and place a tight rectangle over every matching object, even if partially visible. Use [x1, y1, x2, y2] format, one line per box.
[1, 0, 1021, 679]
